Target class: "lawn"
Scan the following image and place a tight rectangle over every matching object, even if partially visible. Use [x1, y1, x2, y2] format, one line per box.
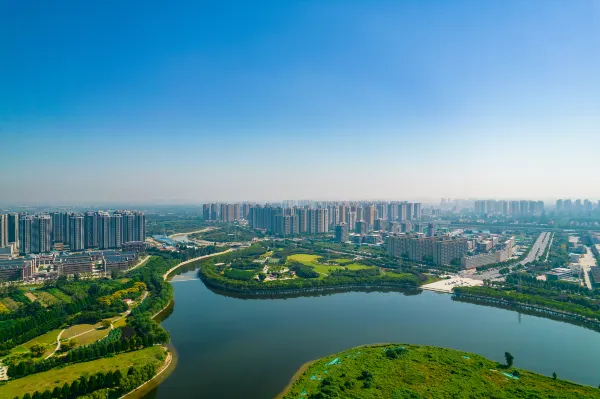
[72, 327, 111, 347]
[10, 328, 63, 357]
[287, 254, 374, 275]
[47, 288, 72, 303]
[387, 271, 417, 279]
[344, 263, 373, 271]
[33, 291, 61, 307]
[281, 344, 600, 399]
[0, 347, 165, 398]
[63, 324, 98, 340]
[287, 254, 343, 275]
[0, 297, 20, 311]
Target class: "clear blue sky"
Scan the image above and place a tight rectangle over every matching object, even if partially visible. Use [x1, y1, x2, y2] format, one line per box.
[1, 1, 600, 204]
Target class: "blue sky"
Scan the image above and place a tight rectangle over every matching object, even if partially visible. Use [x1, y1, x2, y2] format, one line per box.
[1, 1, 600, 204]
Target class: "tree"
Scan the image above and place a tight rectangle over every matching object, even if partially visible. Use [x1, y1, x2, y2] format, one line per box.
[61, 339, 77, 352]
[100, 320, 111, 329]
[70, 381, 79, 398]
[505, 352, 514, 368]
[52, 386, 61, 398]
[30, 343, 46, 357]
[553, 372, 557, 380]
[73, 273, 80, 282]
[61, 383, 70, 398]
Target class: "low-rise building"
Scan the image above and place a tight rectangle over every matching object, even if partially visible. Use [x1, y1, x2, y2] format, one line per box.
[546, 267, 573, 281]
[0, 259, 34, 282]
[590, 266, 600, 287]
[121, 241, 146, 253]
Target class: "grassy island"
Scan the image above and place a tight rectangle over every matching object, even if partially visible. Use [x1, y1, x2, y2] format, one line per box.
[280, 344, 600, 399]
[196, 242, 432, 295]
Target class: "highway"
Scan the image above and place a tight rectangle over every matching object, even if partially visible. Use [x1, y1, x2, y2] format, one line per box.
[468, 231, 552, 281]
[519, 232, 552, 266]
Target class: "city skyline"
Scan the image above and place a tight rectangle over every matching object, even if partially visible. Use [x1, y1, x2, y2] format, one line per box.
[2, 1, 600, 203]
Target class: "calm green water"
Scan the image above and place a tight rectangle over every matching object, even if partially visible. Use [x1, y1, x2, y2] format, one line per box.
[142, 269, 600, 398]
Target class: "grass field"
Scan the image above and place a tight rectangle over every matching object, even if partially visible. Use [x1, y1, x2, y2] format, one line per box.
[332, 258, 352, 263]
[387, 271, 418, 279]
[287, 254, 374, 275]
[287, 254, 343, 276]
[0, 347, 165, 398]
[63, 324, 97, 339]
[73, 327, 111, 347]
[0, 297, 21, 311]
[47, 288, 72, 303]
[344, 263, 372, 270]
[282, 344, 600, 399]
[10, 328, 62, 357]
[112, 317, 127, 328]
[33, 291, 61, 307]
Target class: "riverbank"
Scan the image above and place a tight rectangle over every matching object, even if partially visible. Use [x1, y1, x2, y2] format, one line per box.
[119, 346, 175, 399]
[278, 344, 600, 399]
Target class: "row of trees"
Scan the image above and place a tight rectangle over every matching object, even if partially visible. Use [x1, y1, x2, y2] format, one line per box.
[8, 328, 158, 379]
[12, 362, 159, 399]
[454, 285, 600, 321]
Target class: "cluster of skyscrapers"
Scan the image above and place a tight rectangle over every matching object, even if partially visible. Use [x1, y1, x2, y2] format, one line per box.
[245, 202, 423, 237]
[473, 200, 544, 216]
[202, 203, 252, 222]
[0, 210, 145, 256]
[556, 199, 600, 213]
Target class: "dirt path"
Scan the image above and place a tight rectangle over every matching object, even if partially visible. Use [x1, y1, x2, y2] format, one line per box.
[45, 328, 66, 359]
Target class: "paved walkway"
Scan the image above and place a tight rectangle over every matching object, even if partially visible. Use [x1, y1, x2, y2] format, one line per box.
[162, 249, 232, 280]
[45, 328, 66, 359]
[127, 255, 151, 272]
[422, 277, 484, 293]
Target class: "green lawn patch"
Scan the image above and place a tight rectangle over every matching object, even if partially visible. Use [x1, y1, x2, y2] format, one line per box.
[10, 328, 63, 357]
[224, 269, 256, 281]
[47, 288, 72, 303]
[33, 291, 61, 307]
[344, 263, 372, 271]
[287, 254, 343, 276]
[0, 297, 21, 311]
[0, 347, 165, 398]
[281, 344, 599, 399]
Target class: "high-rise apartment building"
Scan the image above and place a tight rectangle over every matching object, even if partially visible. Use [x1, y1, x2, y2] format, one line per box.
[31, 215, 52, 254]
[7, 213, 19, 249]
[355, 220, 368, 235]
[406, 203, 414, 220]
[19, 216, 33, 255]
[202, 204, 211, 220]
[335, 223, 349, 243]
[413, 203, 422, 220]
[387, 202, 398, 222]
[84, 211, 98, 249]
[399, 203, 407, 221]
[69, 215, 85, 251]
[0, 214, 7, 248]
[365, 204, 375, 229]
[51, 212, 68, 244]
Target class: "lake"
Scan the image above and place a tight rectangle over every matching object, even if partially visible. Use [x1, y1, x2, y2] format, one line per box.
[142, 268, 600, 398]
